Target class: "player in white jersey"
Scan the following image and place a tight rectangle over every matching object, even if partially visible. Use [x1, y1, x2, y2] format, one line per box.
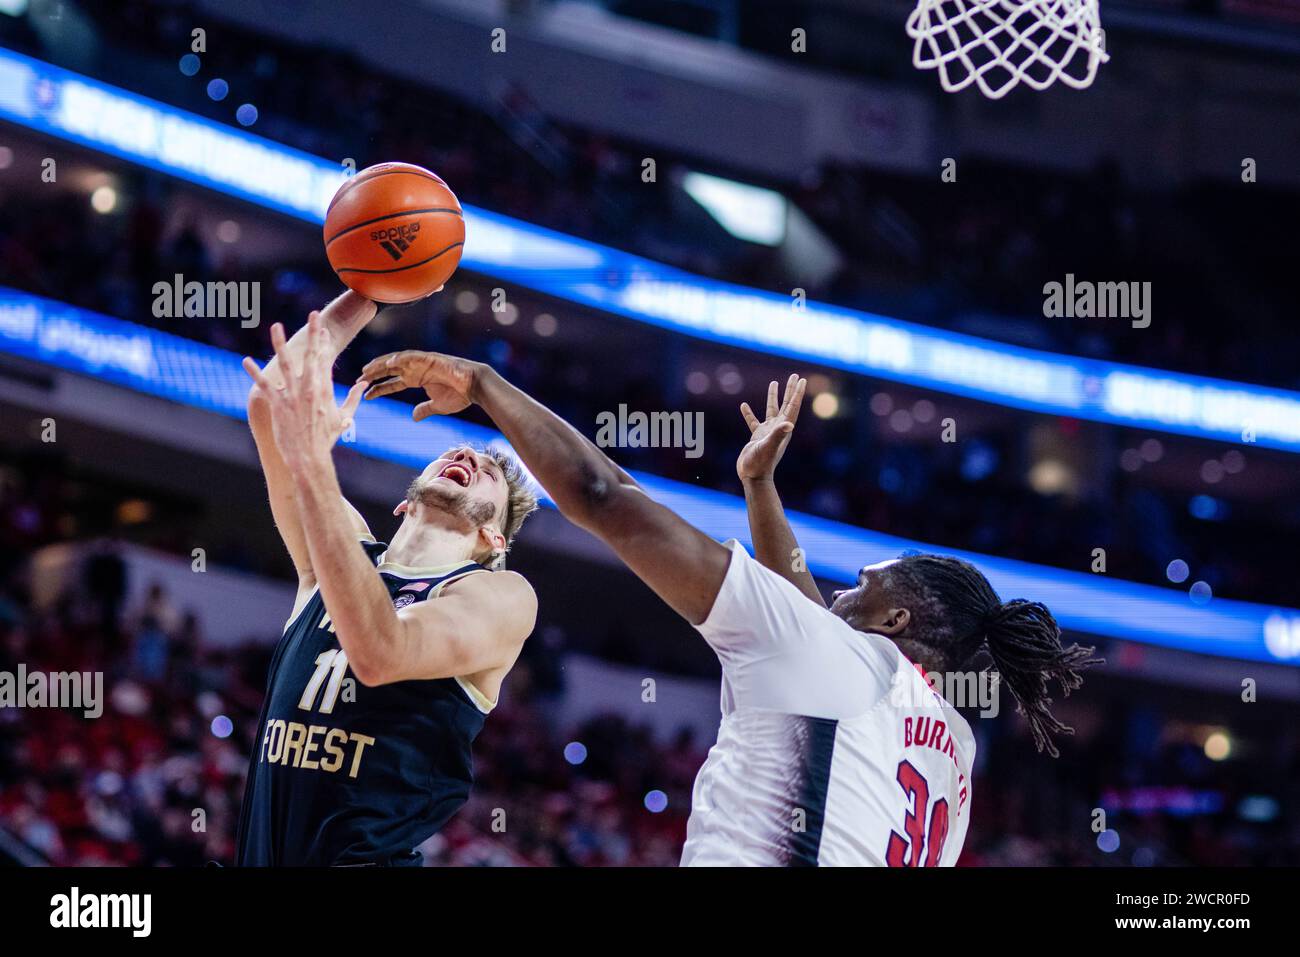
[680, 539, 978, 866]
[359, 353, 1101, 867]
[681, 375, 1100, 864]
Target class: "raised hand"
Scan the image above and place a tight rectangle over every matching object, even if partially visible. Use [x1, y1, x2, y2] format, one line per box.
[737, 374, 806, 483]
[241, 312, 365, 472]
[359, 350, 483, 421]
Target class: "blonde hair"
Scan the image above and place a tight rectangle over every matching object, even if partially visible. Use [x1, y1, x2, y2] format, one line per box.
[481, 446, 539, 569]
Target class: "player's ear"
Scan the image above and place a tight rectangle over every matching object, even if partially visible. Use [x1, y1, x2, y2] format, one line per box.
[394, 500, 409, 517]
[479, 524, 506, 564]
[875, 607, 911, 636]
[480, 524, 506, 553]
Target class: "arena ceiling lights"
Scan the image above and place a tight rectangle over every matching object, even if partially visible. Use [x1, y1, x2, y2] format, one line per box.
[681, 171, 787, 246]
[1, 286, 1298, 666]
[2, 47, 1299, 455]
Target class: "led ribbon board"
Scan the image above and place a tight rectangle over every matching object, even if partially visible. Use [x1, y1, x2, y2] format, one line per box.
[1, 286, 1297, 665]
[1, 46, 1299, 452]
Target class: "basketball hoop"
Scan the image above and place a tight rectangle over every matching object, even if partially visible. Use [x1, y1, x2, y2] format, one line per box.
[906, 0, 1109, 99]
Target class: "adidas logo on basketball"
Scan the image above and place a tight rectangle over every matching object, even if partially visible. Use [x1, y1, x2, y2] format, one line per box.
[370, 221, 421, 261]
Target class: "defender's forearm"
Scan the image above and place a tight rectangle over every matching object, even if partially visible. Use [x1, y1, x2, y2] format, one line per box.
[290, 452, 401, 684]
[470, 366, 635, 525]
[742, 476, 826, 607]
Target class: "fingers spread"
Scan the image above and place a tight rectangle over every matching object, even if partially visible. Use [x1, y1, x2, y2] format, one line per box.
[765, 379, 779, 419]
[739, 402, 760, 433]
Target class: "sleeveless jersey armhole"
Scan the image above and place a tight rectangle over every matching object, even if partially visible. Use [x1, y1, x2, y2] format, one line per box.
[435, 567, 498, 713]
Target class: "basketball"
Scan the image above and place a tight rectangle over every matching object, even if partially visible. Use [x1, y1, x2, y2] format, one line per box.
[323, 162, 465, 304]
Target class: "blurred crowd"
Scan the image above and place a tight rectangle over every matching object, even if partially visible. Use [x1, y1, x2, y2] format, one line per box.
[1, 461, 1297, 866]
[2, 0, 1297, 391]
[0, 540, 698, 866]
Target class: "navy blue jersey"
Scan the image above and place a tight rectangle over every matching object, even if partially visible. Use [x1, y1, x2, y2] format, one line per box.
[235, 539, 495, 866]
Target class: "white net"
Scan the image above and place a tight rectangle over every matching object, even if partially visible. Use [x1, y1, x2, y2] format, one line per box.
[906, 0, 1109, 99]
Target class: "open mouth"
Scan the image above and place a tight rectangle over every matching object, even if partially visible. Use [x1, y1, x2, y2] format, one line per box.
[439, 463, 473, 488]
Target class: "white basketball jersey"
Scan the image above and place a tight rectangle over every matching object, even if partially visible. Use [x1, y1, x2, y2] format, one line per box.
[680, 541, 975, 867]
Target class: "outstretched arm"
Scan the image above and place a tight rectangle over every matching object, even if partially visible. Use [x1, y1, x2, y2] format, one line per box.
[244, 319, 535, 686]
[362, 351, 730, 626]
[247, 291, 377, 583]
[737, 375, 826, 607]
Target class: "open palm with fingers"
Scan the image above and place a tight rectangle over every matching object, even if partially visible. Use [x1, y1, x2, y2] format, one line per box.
[241, 312, 366, 472]
[360, 350, 482, 421]
[737, 374, 806, 483]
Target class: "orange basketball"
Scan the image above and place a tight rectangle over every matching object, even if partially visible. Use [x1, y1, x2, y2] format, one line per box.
[323, 162, 465, 304]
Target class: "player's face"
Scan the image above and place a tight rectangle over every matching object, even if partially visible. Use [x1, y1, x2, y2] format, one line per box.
[408, 446, 509, 531]
[829, 559, 901, 631]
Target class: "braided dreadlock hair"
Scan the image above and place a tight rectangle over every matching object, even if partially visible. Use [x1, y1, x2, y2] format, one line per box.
[878, 554, 1103, 758]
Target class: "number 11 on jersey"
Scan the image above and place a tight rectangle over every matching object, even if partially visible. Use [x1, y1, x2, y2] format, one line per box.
[298, 648, 350, 714]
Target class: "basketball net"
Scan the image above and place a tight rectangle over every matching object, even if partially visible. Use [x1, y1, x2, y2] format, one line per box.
[907, 0, 1108, 99]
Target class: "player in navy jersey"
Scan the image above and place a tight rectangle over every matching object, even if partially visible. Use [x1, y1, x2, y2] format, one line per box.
[234, 292, 539, 866]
